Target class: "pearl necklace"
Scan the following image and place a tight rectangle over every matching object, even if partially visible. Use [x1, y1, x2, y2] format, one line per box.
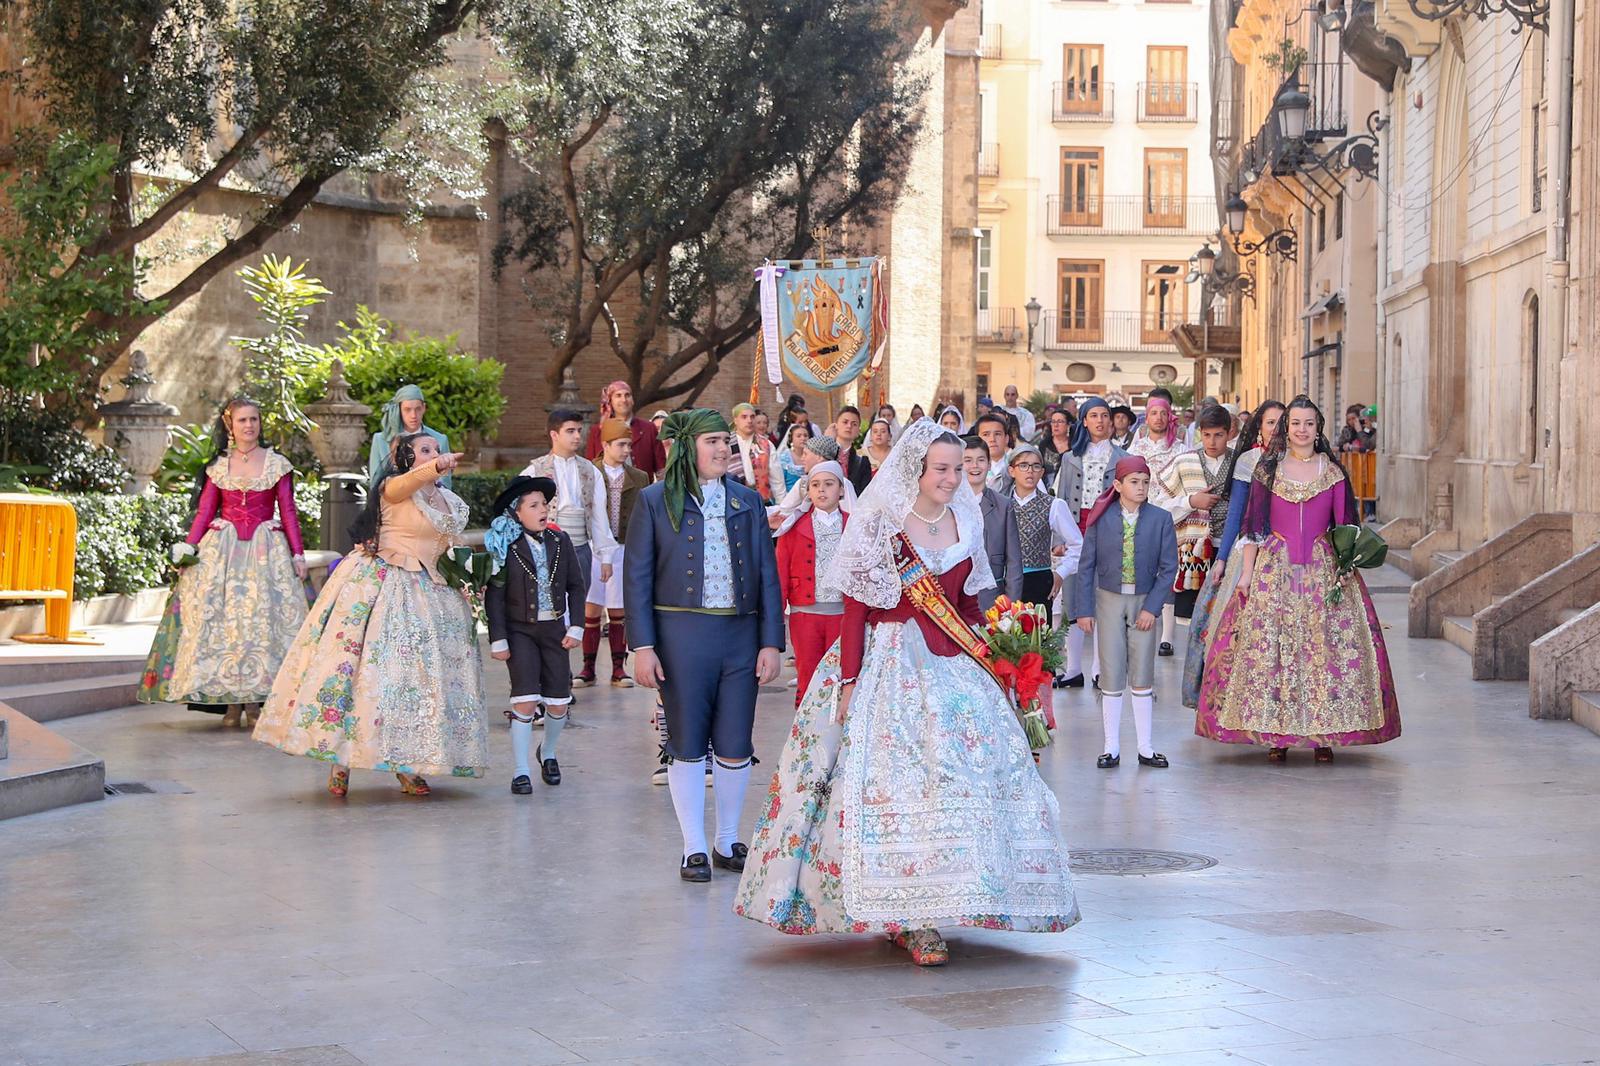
[909, 504, 949, 534]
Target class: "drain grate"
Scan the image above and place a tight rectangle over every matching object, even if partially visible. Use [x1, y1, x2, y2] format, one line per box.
[1070, 848, 1219, 876]
[105, 782, 156, 795]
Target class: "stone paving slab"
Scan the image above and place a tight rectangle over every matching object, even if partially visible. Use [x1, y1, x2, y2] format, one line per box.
[3, 592, 1600, 1065]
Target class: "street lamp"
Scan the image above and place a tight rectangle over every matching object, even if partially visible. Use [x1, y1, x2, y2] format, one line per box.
[1274, 86, 1311, 141]
[1194, 244, 1217, 278]
[1025, 296, 1042, 353]
[1225, 195, 1248, 236]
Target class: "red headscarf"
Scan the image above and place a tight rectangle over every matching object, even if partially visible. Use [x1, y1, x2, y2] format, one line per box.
[599, 380, 629, 420]
[1143, 395, 1176, 448]
[1079, 456, 1153, 532]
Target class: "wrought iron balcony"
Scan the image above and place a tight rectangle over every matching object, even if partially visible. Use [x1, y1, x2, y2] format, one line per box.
[979, 142, 999, 178]
[1045, 194, 1219, 236]
[1136, 82, 1199, 124]
[1052, 82, 1114, 124]
[977, 307, 1021, 345]
[1039, 310, 1200, 352]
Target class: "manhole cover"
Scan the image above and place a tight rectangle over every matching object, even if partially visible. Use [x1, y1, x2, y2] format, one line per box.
[1070, 848, 1218, 876]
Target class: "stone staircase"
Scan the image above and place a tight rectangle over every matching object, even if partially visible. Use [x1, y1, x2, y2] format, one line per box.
[0, 654, 146, 722]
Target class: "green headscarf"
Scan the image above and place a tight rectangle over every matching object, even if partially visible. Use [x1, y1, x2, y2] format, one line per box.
[380, 384, 426, 440]
[660, 408, 730, 532]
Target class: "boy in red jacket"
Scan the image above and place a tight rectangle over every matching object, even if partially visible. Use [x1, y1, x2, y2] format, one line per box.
[775, 460, 852, 704]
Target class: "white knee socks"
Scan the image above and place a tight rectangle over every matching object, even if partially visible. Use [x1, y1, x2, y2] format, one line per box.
[541, 705, 567, 759]
[668, 758, 709, 858]
[712, 757, 752, 855]
[1161, 603, 1176, 644]
[1068, 626, 1085, 677]
[1101, 692, 1124, 757]
[509, 706, 535, 778]
[1131, 689, 1155, 759]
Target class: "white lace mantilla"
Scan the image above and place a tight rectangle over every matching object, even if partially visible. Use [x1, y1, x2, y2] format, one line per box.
[825, 418, 997, 608]
[205, 449, 293, 491]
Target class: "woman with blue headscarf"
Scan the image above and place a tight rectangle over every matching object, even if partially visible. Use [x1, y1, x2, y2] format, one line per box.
[367, 385, 452, 489]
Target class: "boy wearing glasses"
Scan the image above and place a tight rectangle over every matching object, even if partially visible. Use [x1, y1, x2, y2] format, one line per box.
[1007, 444, 1081, 623]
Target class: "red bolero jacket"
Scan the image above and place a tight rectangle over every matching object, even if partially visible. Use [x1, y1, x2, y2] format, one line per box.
[775, 509, 850, 609]
[839, 557, 983, 681]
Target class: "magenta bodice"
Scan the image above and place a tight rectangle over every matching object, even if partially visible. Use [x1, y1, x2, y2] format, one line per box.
[1245, 477, 1347, 563]
[186, 474, 305, 556]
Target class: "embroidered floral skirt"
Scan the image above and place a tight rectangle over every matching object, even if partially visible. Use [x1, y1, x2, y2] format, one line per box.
[734, 621, 1079, 936]
[1195, 535, 1400, 748]
[253, 553, 488, 777]
[139, 525, 306, 708]
[1179, 552, 1246, 709]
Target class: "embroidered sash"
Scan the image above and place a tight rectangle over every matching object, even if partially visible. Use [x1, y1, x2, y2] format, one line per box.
[890, 534, 1009, 697]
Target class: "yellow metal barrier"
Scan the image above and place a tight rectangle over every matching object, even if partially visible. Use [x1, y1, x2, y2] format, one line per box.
[0, 493, 94, 644]
[1345, 451, 1378, 505]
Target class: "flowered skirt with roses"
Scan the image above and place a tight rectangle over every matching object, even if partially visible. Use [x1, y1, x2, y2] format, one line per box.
[733, 621, 1079, 936]
[253, 552, 488, 777]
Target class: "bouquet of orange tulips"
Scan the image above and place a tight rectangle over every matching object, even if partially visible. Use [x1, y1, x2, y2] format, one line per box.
[980, 595, 1065, 750]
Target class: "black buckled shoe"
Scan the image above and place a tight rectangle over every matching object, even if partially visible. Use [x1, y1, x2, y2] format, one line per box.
[680, 853, 711, 882]
[1097, 753, 1120, 769]
[1138, 752, 1170, 768]
[1158, 642, 1174, 656]
[712, 842, 748, 873]
[536, 745, 560, 786]
[1054, 673, 1085, 689]
[511, 775, 533, 795]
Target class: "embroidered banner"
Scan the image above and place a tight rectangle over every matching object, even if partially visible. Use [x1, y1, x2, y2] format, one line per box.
[755, 257, 888, 392]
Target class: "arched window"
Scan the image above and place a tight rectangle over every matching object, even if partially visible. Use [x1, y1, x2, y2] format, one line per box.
[1525, 293, 1540, 459]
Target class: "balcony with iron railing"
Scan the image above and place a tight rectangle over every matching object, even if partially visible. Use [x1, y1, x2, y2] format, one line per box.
[1039, 310, 1200, 351]
[1044, 194, 1219, 236]
[980, 24, 1003, 59]
[1136, 82, 1200, 124]
[977, 307, 1021, 345]
[1052, 82, 1114, 124]
[979, 142, 999, 178]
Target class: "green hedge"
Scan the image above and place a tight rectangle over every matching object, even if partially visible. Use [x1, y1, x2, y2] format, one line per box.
[61, 483, 324, 601]
[452, 471, 517, 528]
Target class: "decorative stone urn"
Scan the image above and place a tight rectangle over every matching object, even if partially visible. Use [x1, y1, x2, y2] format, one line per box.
[544, 363, 594, 429]
[100, 351, 178, 494]
[304, 359, 373, 474]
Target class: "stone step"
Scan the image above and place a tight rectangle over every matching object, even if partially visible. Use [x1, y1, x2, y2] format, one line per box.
[1557, 608, 1583, 626]
[1442, 615, 1475, 655]
[0, 673, 145, 723]
[1434, 550, 1465, 570]
[1573, 692, 1600, 739]
[0, 704, 104, 821]
[0, 654, 146, 688]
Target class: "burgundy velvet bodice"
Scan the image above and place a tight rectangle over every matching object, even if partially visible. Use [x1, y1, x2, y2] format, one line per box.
[185, 471, 305, 555]
[838, 557, 982, 679]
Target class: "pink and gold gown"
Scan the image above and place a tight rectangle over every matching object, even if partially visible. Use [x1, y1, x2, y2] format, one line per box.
[1196, 459, 1400, 748]
[139, 450, 308, 708]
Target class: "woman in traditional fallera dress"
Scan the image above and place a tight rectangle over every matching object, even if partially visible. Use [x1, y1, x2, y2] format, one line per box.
[1196, 397, 1401, 761]
[1180, 400, 1283, 708]
[138, 398, 308, 727]
[735, 419, 1079, 967]
[253, 433, 488, 796]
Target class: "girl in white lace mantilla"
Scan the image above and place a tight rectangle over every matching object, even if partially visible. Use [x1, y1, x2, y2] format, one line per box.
[734, 419, 1080, 966]
[254, 433, 488, 798]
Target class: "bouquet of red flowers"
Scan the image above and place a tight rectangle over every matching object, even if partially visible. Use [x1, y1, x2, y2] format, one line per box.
[980, 595, 1065, 749]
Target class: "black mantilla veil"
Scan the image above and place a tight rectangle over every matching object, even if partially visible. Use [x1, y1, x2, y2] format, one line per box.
[1217, 398, 1287, 492]
[1242, 395, 1359, 543]
[348, 431, 430, 547]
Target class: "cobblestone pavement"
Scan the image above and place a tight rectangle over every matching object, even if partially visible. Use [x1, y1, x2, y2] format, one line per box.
[4, 588, 1600, 1066]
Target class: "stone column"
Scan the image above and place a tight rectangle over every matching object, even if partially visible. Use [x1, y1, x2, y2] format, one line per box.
[99, 351, 178, 494]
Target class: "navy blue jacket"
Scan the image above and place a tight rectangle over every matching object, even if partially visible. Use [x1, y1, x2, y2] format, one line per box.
[623, 477, 785, 652]
[1072, 502, 1180, 619]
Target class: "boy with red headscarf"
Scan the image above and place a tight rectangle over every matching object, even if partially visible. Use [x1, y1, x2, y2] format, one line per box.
[1073, 456, 1179, 771]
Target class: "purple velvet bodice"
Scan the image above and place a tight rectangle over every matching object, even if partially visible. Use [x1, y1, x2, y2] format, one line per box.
[1244, 471, 1348, 564]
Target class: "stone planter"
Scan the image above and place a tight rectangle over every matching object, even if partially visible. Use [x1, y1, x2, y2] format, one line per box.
[305, 359, 373, 474]
[99, 351, 178, 494]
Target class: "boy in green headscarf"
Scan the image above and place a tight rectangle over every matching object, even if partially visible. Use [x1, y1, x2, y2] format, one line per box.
[368, 385, 452, 488]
